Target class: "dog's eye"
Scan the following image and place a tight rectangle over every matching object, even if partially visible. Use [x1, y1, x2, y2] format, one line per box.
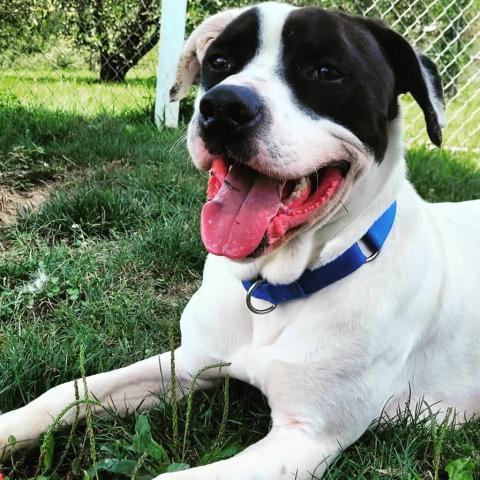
[304, 65, 343, 81]
[209, 54, 231, 71]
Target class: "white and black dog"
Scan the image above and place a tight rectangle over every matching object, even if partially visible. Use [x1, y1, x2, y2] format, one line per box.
[1, 2, 479, 479]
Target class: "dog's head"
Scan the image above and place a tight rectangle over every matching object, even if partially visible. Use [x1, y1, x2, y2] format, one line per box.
[172, 2, 445, 261]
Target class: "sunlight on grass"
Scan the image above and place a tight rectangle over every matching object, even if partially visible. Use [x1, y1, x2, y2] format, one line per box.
[1, 68, 155, 116]
[0, 49, 158, 117]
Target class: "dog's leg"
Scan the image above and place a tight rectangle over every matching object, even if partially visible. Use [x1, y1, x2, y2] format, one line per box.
[155, 426, 344, 480]
[0, 349, 213, 458]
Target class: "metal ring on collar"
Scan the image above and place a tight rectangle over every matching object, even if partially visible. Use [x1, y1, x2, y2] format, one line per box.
[365, 249, 380, 263]
[246, 280, 277, 315]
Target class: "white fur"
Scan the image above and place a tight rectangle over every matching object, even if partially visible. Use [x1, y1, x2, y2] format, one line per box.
[1, 4, 478, 480]
[418, 54, 447, 128]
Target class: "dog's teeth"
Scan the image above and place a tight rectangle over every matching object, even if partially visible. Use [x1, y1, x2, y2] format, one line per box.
[291, 177, 308, 197]
[289, 180, 304, 200]
[283, 177, 310, 205]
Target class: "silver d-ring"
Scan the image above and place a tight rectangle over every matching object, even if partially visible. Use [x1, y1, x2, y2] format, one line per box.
[365, 249, 380, 263]
[246, 280, 277, 315]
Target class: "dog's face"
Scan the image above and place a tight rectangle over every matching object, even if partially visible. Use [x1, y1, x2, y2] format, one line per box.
[171, 2, 445, 261]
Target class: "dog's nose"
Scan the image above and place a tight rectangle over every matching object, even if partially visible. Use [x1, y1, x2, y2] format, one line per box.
[198, 85, 262, 138]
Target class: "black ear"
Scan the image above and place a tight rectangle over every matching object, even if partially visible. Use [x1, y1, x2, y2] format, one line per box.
[362, 19, 446, 147]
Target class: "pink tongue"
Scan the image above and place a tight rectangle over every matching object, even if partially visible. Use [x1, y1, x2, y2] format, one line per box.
[201, 164, 284, 259]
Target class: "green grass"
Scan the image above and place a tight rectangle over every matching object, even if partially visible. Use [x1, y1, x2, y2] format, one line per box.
[0, 69, 479, 479]
[0, 68, 156, 117]
[0, 44, 158, 117]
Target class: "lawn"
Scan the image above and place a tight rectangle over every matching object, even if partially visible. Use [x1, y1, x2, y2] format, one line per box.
[0, 65, 479, 480]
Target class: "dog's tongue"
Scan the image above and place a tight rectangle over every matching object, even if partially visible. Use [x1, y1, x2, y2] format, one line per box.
[201, 164, 284, 259]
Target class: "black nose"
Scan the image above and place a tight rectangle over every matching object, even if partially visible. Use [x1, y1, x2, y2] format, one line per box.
[198, 85, 262, 138]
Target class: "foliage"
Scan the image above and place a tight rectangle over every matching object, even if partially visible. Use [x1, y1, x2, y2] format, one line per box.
[0, 0, 66, 59]
[445, 458, 476, 480]
[0, 0, 160, 81]
[65, 0, 161, 81]
[84, 414, 189, 479]
[43, 39, 86, 69]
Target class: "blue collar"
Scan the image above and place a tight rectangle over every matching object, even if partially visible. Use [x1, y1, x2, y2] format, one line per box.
[242, 201, 397, 314]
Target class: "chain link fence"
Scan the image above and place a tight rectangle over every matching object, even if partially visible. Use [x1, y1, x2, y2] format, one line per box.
[0, 0, 478, 151]
[348, 0, 480, 150]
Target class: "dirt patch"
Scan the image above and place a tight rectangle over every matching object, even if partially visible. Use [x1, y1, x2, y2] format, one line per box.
[0, 182, 55, 225]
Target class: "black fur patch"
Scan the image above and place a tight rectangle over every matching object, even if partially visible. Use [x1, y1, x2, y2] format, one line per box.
[281, 9, 397, 161]
[198, 8, 261, 161]
[201, 8, 260, 91]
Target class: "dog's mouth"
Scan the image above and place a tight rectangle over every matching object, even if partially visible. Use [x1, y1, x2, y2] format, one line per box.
[201, 157, 350, 259]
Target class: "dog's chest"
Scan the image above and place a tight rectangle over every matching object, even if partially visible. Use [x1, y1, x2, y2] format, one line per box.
[182, 245, 425, 395]
[183, 264, 377, 393]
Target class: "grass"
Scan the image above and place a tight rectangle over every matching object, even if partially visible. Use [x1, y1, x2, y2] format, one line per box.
[0, 62, 479, 480]
[0, 68, 156, 118]
[0, 42, 158, 117]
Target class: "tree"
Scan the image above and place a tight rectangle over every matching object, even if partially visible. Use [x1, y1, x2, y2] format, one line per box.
[71, 0, 161, 82]
[0, 0, 161, 81]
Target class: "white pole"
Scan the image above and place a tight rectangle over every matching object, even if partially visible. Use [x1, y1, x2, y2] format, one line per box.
[155, 0, 188, 128]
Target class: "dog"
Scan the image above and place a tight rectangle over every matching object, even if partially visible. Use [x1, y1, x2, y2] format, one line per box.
[1, 2, 479, 479]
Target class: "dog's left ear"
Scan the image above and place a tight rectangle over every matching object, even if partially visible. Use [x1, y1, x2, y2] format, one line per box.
[363, 19, 446, 146]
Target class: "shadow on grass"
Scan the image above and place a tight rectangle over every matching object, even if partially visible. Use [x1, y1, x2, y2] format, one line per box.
[0, 95, 202, 247]
[0, 94, 167, 187]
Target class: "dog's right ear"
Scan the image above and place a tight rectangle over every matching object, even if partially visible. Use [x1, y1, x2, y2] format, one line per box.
[170, 8, 244, 102]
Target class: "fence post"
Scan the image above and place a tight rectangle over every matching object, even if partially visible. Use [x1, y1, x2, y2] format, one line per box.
[155, 0, 188, 128]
